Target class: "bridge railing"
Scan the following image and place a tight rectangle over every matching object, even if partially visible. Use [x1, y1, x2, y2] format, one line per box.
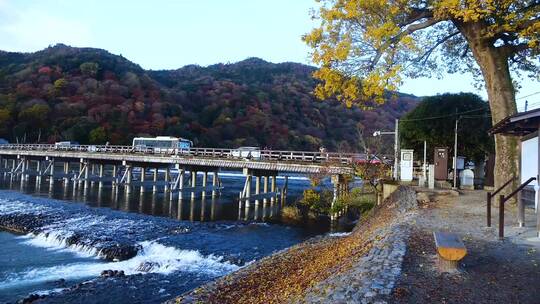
[0, 144, 362, 165]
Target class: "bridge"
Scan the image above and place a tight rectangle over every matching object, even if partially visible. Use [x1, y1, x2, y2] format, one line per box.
[0, 144, 357, 216]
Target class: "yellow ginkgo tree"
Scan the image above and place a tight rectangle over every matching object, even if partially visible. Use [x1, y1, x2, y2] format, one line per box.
[304, 0, 539, 191]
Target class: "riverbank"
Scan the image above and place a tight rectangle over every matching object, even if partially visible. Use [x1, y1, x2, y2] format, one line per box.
[170, 186, 418, 303]
[170, 188, 540, 303]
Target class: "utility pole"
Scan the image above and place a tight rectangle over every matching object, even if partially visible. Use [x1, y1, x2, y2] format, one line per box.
[423, 140, 427, 184]
[373, 118, 399, 181]
[394, 118, 399, 181]
[453, 116, 459, 189]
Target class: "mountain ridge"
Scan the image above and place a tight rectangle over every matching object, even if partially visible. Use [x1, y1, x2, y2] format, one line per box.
[0, 44, 418, 152]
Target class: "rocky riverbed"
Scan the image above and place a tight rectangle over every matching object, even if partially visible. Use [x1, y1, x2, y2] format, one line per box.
[0, 190, 319, 303]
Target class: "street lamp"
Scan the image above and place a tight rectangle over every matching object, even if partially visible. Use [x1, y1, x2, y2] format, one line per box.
[373, 119, 400, 180]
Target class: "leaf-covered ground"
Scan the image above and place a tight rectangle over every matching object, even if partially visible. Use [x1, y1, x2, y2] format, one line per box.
[173, 187, 416, 303]
[392, 190, 540, 304]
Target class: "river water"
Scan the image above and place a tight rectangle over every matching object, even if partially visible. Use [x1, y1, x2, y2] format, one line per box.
[0, 172, 333, 303]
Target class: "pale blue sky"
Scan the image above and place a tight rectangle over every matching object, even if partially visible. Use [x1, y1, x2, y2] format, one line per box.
[0, 0, 537, 107]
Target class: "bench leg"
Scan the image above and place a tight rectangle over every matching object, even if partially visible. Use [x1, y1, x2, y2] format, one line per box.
[437, 255, 459, 273]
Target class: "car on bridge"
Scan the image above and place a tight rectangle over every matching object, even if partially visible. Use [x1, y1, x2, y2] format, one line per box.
[231, 147, 261, 160]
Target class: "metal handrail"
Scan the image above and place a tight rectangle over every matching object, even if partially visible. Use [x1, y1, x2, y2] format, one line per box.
[498, 177, 536, 239]
[486, 175, 515, 227]
[0, 144, 363, 165]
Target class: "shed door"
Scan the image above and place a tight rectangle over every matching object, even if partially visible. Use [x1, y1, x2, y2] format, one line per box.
[434, 148, 448, 180]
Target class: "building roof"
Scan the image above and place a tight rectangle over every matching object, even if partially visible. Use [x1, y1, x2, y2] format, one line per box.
[489, 107, 540, 136]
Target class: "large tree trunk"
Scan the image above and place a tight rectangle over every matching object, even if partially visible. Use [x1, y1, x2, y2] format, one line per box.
[458, 22, 519, 197]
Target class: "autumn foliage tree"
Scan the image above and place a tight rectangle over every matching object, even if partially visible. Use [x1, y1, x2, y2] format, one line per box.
[304, 0, 539, 191]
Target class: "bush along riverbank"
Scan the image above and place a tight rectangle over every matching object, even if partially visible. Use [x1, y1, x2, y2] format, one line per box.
[170, 186, 418, 303]
[281, 186, 377, 230]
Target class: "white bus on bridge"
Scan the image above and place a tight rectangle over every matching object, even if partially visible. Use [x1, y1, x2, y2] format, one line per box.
[132, 136, 193, 153]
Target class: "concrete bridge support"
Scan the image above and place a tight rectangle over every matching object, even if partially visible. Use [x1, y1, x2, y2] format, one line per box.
[152, 168, 158, 193]
[202, 171, 208, 199]
[330, 174, 348, 222]
[63, 162, 69, 183]
[212, 171, 218, 197]
[140, 167, 146, 192]
[281, 176, 288, 206]
[125, 165, 133, 194]
[49, 159, 55, 185]
[191, 171, 197, 200]
[164, 167, 170, 192]
[179, 169, 185, 191]
[98, 164, 104, 189]
[78, 162, 84, 187]
[270, 175, 276, 207]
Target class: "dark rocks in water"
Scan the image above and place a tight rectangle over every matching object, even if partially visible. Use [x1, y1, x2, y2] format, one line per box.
[65, 233, 82, 246]
[0, 213, 50, 234]
[16, 293, 46, 304]
[0, 212, 142, 261]
[100, 270, 126, 278]
[54, 278, 67, 287]
[99, 243, 141, 261]
[136, 261, 160, 272]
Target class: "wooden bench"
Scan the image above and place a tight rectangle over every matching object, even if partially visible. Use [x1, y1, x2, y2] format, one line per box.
[433, 231, 467, 272]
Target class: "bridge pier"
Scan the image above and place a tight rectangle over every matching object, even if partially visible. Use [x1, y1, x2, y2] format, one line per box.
[191, 171, 197, 200]
[255, 176, 261, 206]
[330, 174, 348, 222]
[63, 162, 69, 183]
[49, 159, 55, 185]
[164, 167, 170, 192]
[263, 176, 269, 219]
[20, 157, 26, 180]
[200, 195, 206, 221]
[244, 174, 251, 220]
[112, 165, 118, 187]
[152, 168, 158, 193]
[179, 169, 185, 191]
[36, 160, 41, 176]
[212, 171, 218, 197]
[90, 164, 96, 187]
[270, 175, 276, 207]
[140, 167, 146, 192]
[98, 164, 104, 189]
[125, 165, 133, 194]
[202, 171, 208, 199]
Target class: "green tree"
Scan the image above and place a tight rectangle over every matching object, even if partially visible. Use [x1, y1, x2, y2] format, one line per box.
[304, 0, 539, 191]
[400, 93, 493, 162]
[53, 78, 68, 93]
[80, 62, 99, 77]
[18, 104, 50, 128]
[0, 108, 12, 137]
[89, 126, 107, 144]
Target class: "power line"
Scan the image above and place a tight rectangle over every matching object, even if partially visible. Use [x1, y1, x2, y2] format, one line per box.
[399, 107, 488, 122]
[517, 91, 540, 100]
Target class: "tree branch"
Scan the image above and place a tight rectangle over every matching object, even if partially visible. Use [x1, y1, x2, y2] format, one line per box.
[399, 8, 433, 27]
[499, 42, 531, 57]
[414, 31, 460, 64]
[370, 18, 441, 69]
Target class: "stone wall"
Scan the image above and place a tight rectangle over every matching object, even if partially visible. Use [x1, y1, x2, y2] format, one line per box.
[171, 186, 418, 304]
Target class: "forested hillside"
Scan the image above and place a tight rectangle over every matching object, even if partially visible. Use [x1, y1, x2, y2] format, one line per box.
[0, 44, 418, 152]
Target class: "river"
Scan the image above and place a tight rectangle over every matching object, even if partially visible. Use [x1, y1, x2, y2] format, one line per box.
[0, 171, 335, 303]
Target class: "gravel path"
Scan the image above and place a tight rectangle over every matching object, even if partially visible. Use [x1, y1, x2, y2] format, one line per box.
[392, 189, 540, 304]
